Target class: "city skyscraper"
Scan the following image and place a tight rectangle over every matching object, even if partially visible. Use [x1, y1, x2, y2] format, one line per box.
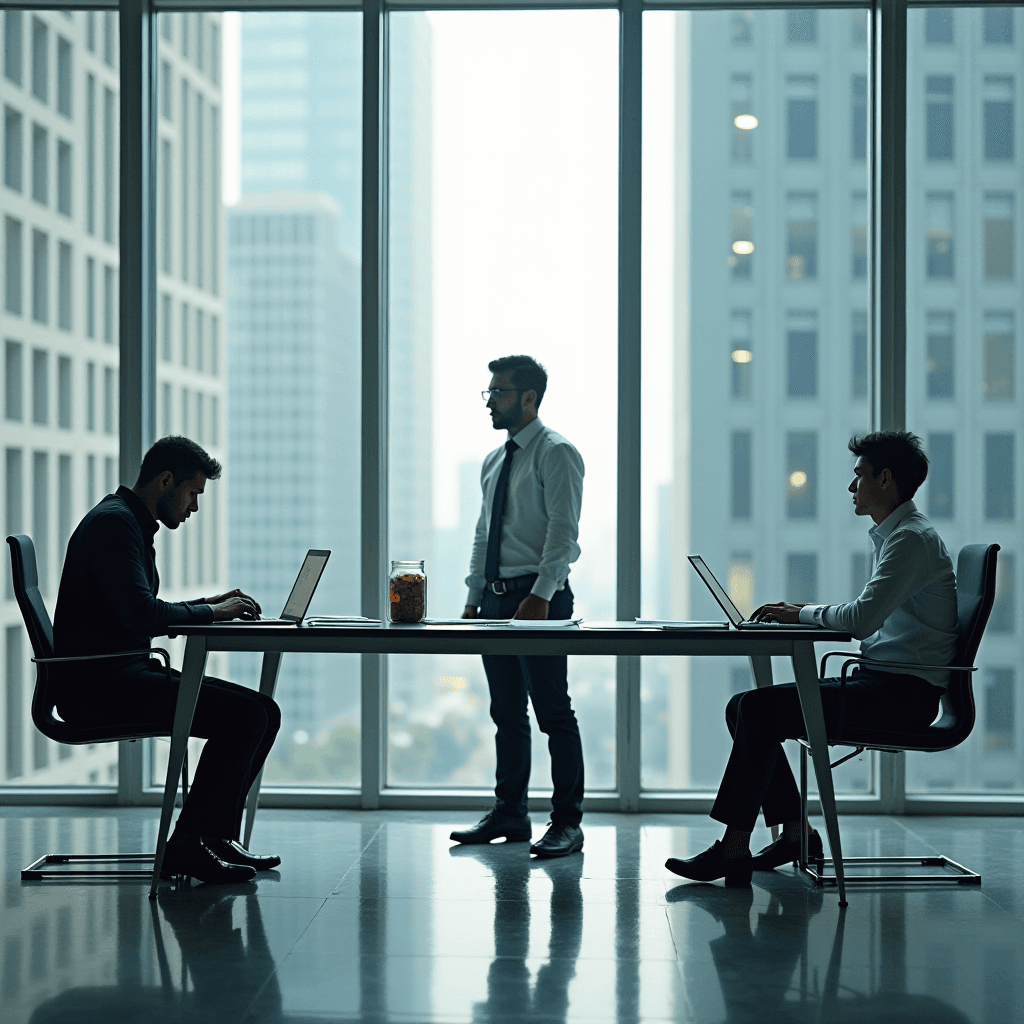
[226, 192, 360, 751]
[234, 13, 434, 767]
[0, 10, 227, 787]
[667, 7, 1023, 793]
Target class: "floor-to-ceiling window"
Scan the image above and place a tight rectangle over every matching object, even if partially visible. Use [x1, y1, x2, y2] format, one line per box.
[640, 8, 872, 798]
[148, 11, 363, 791]
[906, 5, 1024, 797]
[386, 10, 619, 792]
[1, 10, 121, 789]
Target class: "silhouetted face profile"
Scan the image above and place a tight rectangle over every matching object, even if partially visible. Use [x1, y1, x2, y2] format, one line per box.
[486, 371, 530, 433]
[154, 471, 207, 530]
[848, 455, 893, 519]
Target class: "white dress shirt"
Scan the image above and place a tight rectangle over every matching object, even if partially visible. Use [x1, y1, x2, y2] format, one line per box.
[798, 500, 958, 688]
[465, 418, 584, 605]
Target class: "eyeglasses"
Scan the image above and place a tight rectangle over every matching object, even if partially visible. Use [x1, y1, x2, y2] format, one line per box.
[481, 389, 520, 403]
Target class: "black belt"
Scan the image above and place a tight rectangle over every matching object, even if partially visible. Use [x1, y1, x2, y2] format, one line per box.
[486, 573, 538, 596]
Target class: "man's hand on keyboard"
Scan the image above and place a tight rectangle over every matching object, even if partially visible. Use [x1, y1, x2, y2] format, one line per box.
[750, 602, 804, 624]
[210, 590, 262, 621]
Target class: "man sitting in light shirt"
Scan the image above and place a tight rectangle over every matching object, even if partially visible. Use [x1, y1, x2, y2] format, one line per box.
[450, 355, 587, 859]
[666, 431, 958, 887]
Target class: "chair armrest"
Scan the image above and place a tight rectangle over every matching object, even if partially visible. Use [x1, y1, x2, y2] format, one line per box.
[33, 648, 170, 670]
[819, 650, 976, 679]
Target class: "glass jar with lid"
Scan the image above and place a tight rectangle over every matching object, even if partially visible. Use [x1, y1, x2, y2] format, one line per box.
[388, 560, 427, 623]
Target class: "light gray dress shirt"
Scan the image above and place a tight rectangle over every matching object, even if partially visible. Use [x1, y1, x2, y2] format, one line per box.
[798, 500, 958, 689]
[465, 418, 584, 606]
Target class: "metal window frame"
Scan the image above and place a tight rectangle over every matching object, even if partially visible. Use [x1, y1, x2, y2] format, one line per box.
[0, 0, 1008, 813]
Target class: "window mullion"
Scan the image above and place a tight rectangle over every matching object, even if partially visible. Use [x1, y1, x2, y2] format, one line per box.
[873, 0, 908, 435]
[617, 0, 642, 812]
[361, 0, 388, 808]
[117, 0, 157, 807]
[873, 0, 908, 812]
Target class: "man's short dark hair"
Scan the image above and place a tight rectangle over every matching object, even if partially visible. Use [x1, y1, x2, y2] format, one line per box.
[848, 430, 929, 500]
[488, 355, 548, 409]
[136, 436, 222, 487]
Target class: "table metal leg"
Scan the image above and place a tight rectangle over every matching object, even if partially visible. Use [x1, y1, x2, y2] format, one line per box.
[791, 642, 848, 907]
[149, 635, 207, 900]
[242, 651, 283, 849]
[748, 654, 773, 689]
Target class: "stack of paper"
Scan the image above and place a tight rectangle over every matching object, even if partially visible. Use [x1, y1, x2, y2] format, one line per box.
[635, 619, 729, 630]
[304, 615, 380, 626]
[505, 618, 582, 629]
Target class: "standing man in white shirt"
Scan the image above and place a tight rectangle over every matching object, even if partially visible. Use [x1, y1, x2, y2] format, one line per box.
[450, 355, 586, 858]
[666, 431, 958, 887]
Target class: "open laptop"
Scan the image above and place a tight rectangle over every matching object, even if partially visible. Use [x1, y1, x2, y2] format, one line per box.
[687, 555, 822, 630]
[229, 549, 331, 625]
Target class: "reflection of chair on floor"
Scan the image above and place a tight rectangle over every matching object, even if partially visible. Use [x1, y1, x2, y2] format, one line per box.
[800, 543, 998, 889]
[8, 534, 190, 882]
[816, 907, 971, 1024]
[670, 877, 821, 1023]
[29, 888, 281, 1024]
[669, 878, 972, 1024]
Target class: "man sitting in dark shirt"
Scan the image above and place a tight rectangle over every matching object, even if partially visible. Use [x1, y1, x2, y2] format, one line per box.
[53, 436, 281, 885]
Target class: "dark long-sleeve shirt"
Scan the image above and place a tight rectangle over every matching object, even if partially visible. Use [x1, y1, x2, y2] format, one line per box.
[53, 486, 213, 674]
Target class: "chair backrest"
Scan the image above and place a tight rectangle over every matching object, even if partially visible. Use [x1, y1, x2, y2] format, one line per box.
[933, 543, 1000, 739]
[7, 535, 54, 660]
[7, 534, 70, 742]
[7, 533, 173, 745]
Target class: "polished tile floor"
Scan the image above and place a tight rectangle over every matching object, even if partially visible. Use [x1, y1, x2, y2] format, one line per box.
[1, 808, 1023, 1022]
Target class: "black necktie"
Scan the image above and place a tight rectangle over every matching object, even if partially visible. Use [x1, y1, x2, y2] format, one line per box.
[484, 440, 519, 583]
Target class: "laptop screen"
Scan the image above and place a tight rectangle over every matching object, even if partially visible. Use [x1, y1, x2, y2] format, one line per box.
[687, 555, 745, 627]
[280, 550, 331, 621]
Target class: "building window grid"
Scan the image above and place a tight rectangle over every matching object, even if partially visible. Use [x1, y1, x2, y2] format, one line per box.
[4, 4, 1021, 811]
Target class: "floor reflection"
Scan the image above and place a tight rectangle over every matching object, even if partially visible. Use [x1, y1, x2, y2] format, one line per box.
[26, 884, 280, 1024]
[450, 845, 583, 1023]
[670, 874, 973, 1024]
[1, 811, 1021, 1023]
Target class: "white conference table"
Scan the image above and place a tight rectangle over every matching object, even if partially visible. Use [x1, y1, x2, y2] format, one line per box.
[155, 620, 853, 903]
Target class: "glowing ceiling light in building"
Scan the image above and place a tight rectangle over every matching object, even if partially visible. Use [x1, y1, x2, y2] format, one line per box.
[789, 471, 808, 489]
[732, 240, 754, 255]
[734, 114, 758, 130]
[731, 349, 753, 364]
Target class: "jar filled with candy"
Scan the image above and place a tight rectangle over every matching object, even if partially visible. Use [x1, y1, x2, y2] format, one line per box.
[388, 560, 427, 623]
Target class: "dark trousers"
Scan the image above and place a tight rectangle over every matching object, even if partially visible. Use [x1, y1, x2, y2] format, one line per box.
[56, 663, 281, 840]
[479, 584, 584, 825]
[710, 669, 941, 832]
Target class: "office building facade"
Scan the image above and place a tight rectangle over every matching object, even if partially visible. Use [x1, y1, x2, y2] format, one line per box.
[236, 13, 434, 760]
[0, 10, 226, 787]
[226, 192, 360, 757]
[668, 7, 1024, 793]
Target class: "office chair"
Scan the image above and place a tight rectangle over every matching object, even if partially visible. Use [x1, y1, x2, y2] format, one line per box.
[7, 534, 191, 882]
[797, 542, 998, 888]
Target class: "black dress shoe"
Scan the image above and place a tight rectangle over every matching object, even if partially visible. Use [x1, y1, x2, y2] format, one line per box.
[665, 841, 753, 886]
[750, 830, 823, 871]
[204, 838, 282, 871]
[450, 811, 532, 845]
[160, 834, 257, 884]
[530, 821, 584, 858]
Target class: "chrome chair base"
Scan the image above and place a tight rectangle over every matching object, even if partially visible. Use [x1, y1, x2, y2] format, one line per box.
[798, 743, 982, 890]
[22, 852, 167, 881]
[798, 854, 981, 888]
